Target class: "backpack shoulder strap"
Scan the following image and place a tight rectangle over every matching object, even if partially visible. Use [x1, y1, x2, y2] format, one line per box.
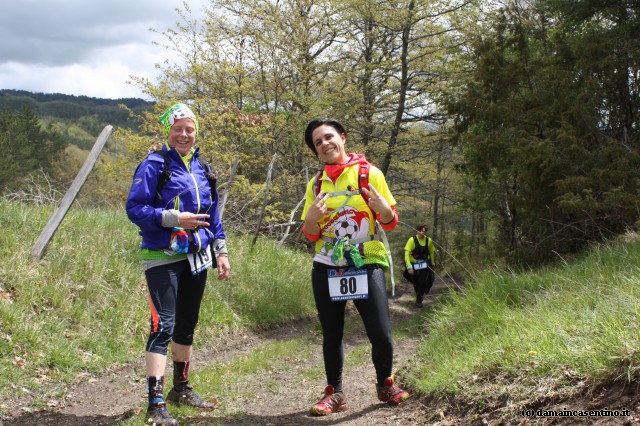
[358, 163, 370, 203]
[313, 169, 324, 197]
[313, 163, 369, 199]
[413, 235, 427, 256]
[151, 149, 171, 193]
[196, 155, 217, 192]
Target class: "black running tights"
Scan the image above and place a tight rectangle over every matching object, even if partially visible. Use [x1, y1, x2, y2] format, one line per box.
[311, 262, 394, 391]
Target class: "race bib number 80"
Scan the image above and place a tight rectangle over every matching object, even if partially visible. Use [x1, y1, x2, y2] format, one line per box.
[328, 268, 369, 301]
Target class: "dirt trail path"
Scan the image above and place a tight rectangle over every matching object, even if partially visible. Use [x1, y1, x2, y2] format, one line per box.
[3, 275, 458, 426]
[4, 272, 640, 425]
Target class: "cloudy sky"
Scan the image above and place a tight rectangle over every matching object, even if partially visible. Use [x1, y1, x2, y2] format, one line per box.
[0, 0, 210, 100]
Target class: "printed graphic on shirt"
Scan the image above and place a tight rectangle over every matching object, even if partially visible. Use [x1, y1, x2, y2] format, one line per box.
[301, 162, 393, 269]
[324, 208, 370, 242]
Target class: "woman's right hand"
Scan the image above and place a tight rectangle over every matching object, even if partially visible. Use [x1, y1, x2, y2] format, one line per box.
[178, 212, 210, 230]
[304, 192, 330, 235]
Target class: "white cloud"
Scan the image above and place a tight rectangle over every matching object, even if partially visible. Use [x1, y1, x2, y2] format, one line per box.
[0, 0, 211, 99]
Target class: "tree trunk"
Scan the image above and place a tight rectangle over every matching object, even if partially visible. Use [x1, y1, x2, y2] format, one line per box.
[380, 0, 414, 174]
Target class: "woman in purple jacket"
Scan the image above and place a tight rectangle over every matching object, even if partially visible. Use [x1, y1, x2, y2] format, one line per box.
[126, 103, 230, 426]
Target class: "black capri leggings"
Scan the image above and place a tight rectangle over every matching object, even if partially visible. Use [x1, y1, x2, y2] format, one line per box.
[144, 260, 208, 355]
[311, 262, 394, 391]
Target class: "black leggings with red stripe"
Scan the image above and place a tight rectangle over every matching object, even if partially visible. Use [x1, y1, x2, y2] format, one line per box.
[144, 260, 208, 355]
[311, 262, 394, 391]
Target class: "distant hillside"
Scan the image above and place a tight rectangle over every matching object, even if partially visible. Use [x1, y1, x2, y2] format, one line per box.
[0, 89, 154, 149]
[0, 89, 152, 108]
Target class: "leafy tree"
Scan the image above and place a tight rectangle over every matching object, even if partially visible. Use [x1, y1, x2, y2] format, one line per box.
[447, 0, 640, 265]
[0, 106, 67, 192]
[118, 0, 481, 260]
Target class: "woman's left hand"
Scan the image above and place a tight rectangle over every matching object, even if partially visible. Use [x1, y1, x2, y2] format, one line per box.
[216, 255, 230, 280]
[361, 184, 393, 222]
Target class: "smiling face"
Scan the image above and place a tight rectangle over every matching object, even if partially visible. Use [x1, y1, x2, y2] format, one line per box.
[311, 124, 348, 165]
[168, 118, 196, 156]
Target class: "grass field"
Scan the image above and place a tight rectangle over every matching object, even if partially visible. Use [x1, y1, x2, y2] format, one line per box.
[0, 199, 316, 415]
[1, 199, 639, 422]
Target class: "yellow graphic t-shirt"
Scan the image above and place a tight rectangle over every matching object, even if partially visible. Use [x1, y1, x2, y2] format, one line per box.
[301, 163, 396, 269]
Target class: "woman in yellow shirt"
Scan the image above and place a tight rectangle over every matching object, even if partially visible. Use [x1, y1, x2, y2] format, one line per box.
[301, 119, 410, 416]
[403, 224, 436, 307]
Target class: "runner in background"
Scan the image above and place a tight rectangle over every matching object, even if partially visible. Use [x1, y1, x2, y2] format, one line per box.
[403, 224, 436, 307]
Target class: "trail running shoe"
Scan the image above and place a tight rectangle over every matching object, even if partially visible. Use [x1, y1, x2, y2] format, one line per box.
[146, 402, 178, 425]
[166, 384, 217, 411]
[376, 377, 410, 406]
[309, 385, 347, 416]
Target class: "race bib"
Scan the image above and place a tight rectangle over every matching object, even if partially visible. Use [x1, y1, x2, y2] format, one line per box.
[328, 268, 368, 301]
[188, 245, 213, 275]
[413, 261, 428, 270]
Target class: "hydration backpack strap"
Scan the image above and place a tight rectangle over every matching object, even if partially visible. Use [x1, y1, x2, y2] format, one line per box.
[314, 164, 370, 201]
[321, 234, 381, 245]
[151, 150, 171, 195]
[154, 149, 218, 194]
[313, 169, 324, 197]
[196, 155, 217, 192]
[358, 163, 370, 203]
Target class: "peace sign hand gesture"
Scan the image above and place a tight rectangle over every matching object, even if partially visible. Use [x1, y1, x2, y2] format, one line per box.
[361, 184, 394, 224]
[304, 191, 330, 235]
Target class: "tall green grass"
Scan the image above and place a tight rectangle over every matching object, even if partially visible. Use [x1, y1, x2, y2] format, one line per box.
[0, 199, 315, 414]
[403, 238, 640, 403]
[4, 197, 640, 420]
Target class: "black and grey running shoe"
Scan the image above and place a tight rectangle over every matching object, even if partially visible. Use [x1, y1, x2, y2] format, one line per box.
[166, 385, 217, 411]
[146, 402, 178, 425]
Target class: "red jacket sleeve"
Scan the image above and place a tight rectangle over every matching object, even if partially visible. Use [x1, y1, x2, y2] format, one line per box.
[377, 205, 398, 231]
[302, 223, 322, 241]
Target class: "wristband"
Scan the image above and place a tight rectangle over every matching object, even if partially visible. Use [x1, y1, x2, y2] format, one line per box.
[381, 212, 396, 225]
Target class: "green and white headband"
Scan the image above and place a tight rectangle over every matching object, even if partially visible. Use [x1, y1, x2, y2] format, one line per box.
[159, 103, 199, 136]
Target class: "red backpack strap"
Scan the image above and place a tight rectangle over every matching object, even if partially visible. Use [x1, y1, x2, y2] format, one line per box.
[313, 169, 324, 197]
[314, 164, 369, 201]
[358, 163, 370, 202]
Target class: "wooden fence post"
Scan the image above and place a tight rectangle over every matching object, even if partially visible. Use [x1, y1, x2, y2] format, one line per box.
[276, 197, 305, 250]
[30, 125, 114, 261]
[251, 153, 277, 248]
[219, 156, 239, 220]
